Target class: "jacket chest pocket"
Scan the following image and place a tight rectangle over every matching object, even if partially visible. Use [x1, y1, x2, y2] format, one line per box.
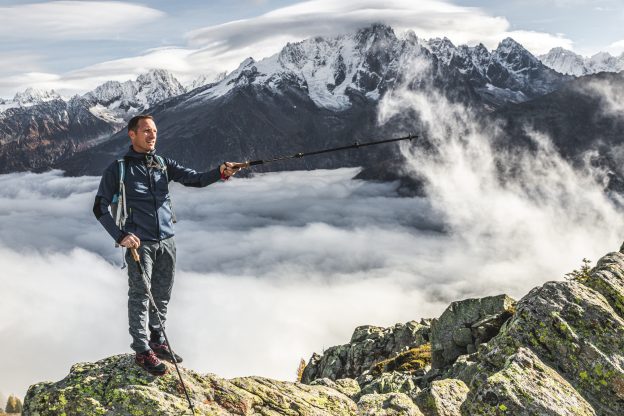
[127, 180, 149, 196]
[153, 170, 169, 193]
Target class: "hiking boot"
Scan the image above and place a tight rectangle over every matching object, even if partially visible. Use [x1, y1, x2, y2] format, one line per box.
[149, 340, 184, 363]
[135, 350, 167, 376]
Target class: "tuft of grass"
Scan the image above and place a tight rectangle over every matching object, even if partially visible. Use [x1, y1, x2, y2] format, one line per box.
[370, 343, 432, 376]
[565, 258, 592, 283]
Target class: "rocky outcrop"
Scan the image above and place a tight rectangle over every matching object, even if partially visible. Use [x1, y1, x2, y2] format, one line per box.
[427, 250, 624, 415]
[23, 247, 624, 415]
[415, 379, 469, 416]
[430, 294, 516, 368]
[357, 393, 424, 415]
[301, 320, 430, 383]
[23, 355, 358, 415]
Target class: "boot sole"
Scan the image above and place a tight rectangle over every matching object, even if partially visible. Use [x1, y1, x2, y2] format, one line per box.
[135, 360, 168, 376]
[154, 351, 183, 364]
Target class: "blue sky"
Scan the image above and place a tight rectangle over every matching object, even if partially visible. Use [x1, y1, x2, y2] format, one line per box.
[0, 0, 622, 97]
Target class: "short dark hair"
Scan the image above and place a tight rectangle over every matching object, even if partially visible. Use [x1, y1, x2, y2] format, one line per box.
[127, 114, 154, 132]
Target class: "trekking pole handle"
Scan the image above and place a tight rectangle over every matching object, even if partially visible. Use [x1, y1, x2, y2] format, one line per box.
[130, 248, 140, 262]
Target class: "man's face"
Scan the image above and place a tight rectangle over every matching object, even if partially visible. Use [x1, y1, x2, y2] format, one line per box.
[129, 118, 157, 153]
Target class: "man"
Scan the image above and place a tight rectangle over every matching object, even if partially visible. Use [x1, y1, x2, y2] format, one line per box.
[93, 114, 243, 375]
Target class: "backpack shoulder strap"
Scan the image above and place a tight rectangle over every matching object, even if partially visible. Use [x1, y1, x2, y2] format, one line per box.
[113, 158, 128, 228]
[155, 155, 169, 181]
[117, 158, 126, 187]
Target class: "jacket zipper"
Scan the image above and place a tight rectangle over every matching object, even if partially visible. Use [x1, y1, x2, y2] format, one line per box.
[147, 164, 161, 240]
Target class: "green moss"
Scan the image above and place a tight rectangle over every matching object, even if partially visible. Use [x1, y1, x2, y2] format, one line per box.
[579, 371, 588, 380]
[370, 343, 431, 376]
[499, 404, 508, 411]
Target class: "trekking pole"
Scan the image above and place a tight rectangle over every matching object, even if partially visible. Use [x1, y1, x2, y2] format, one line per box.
[129, 248, 196, 415]
[235, 134, 416, 168]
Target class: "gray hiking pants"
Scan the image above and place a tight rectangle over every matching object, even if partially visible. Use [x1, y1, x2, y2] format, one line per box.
[125, 237, 176, 353]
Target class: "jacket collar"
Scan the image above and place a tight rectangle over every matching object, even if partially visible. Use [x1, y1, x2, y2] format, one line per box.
[125, 146, 155, 160]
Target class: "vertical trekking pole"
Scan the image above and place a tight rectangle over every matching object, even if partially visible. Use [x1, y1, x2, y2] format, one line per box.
[130, 248, 196, 415]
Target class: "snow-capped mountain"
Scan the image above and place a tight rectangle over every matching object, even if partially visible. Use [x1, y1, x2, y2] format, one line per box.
[0, 69, 186, 173]
[0, 24, 573, 175]
[0, 88, 62, 112]
[539, 47, 624, 76]
[185, 72, 227, 91]
[83, 69, 186, 122]
[14, 87, 62, 105]
[191, 24, 429, 111]
[424, 37, 569, 106]
[57, 25, 483, 176]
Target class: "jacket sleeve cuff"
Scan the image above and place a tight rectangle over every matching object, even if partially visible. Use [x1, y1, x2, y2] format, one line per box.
[116, 231, 130, 245]
[199, 167, 223, 187]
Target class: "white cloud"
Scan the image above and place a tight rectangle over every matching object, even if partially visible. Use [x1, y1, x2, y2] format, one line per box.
[503, 30, 573, 55]
[186, 0, 570, 58]
[0, 72, 63, 97]
[0, 52, 44, 75]
[607, 39, 624, 55]
[378, 57, 624, 290]
[0, 47, 219, 97]
[1, 150, 623, 399]
[0, 1, 165, 40]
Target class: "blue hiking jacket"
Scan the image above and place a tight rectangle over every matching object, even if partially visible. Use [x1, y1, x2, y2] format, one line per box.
[93, 146, 222, 243]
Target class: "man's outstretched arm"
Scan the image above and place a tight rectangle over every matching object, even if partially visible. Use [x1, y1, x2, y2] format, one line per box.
[166, 159, 243, 187]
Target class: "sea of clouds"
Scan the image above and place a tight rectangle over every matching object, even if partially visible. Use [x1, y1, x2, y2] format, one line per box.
[2, 67, 624, 401]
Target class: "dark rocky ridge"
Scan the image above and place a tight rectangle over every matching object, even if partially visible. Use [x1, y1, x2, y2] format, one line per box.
[0, 97, 117, 173]
[23, 245, 624, 415]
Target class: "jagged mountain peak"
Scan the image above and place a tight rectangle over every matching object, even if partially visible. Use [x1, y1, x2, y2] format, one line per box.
[539, 48, 586, 76]
[587, 51, 622, 72]
[196, 24, 420, 110]
[497, 36, 524, 50]
[420, 34, 568, 104]
[186, 72, 227, 91]
[494, 37, 535, 61]
[83, 69, 185, 122]
[354, 23, 396, 44]
[539, 47, 624, 76]
[402, 29, 419, 44]
[136, 68, 182, 89]
[427, 36, 456, 49]
[425, 37, 460, 67]
[237, 57, 256, 69]
[493, 37, 542, 70]
[13, 87, 61, 105]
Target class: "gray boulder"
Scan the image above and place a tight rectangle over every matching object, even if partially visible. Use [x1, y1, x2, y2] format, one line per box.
[357, 392, 424, 415]
[302, 319, 430, 383]
[431, 294, 516, 368]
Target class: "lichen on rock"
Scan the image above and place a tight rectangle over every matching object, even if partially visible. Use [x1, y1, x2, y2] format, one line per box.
[23, 355, 358, 415]
[430, 294, 516, 369]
